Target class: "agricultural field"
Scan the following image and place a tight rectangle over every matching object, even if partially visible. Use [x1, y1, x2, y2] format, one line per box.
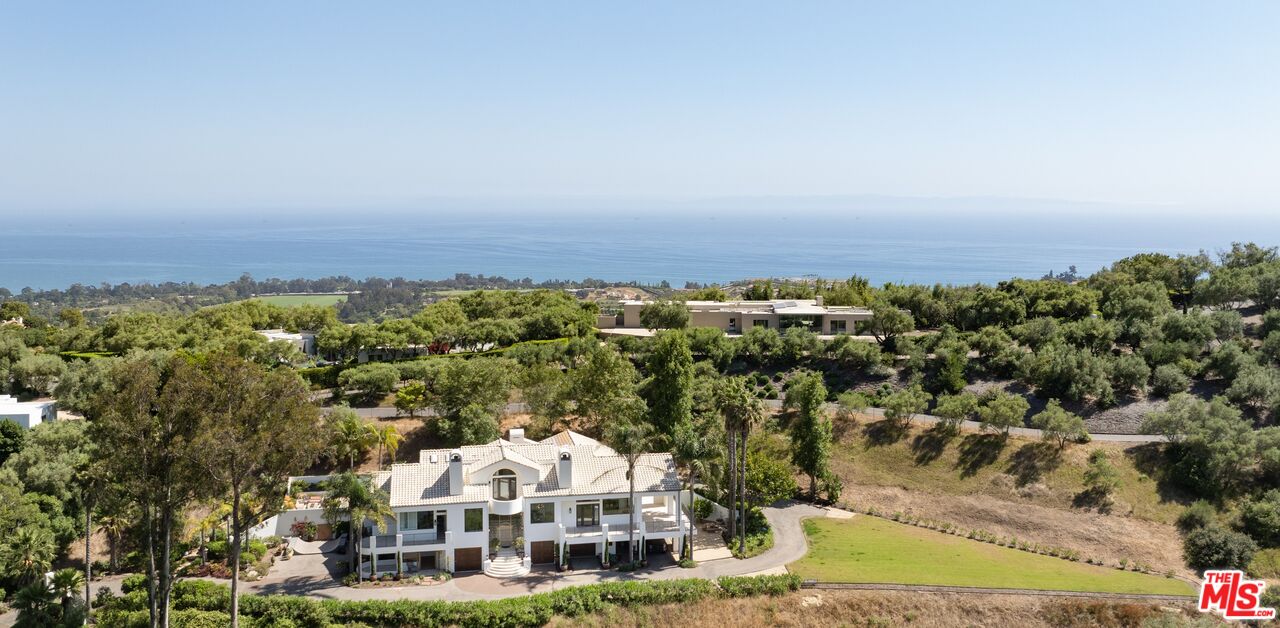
[788, 516, 1195, 596]
[249, 293, 348, 307]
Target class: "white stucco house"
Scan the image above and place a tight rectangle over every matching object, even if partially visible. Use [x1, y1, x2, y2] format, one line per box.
[355, 428, 686, 578]
[0, 394, 57, 429]
[255, 329, 318, 357]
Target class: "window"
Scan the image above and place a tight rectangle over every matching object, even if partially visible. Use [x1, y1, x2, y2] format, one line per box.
[576, 502, 599, 527]
[464, 508, 484, 532]
[399, 510, 434, 531]
[753, 319, 769, 329]
[492, 468, 517, 501]
[829, 319, 846, 334]
[530, 502, 556, 524]
[602, 498, 630, 515]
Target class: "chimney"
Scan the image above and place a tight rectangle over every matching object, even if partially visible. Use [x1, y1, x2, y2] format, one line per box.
[448, 450, 463, 496]
[558, 448, 573, 489]
[508, 428, 526, 444]
[815, 295, 824, 306]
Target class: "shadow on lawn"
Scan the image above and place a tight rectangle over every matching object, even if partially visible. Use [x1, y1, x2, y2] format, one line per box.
[863, 419, 910, 447]
[1005, 441, 1062, 486]
[955, 433, 1007, 477]
[910, 424, 957, 466]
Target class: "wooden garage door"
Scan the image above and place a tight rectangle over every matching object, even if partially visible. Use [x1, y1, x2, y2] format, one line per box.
[530, 541, 555, 564]
[569, 542, 596, 557]
[454, 547, 483, 572]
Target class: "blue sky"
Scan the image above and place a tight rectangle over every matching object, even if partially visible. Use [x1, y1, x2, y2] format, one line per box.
[1, 1, 1278, 214]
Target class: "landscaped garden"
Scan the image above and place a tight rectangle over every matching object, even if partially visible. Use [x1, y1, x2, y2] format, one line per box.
[788, 516, 1195, 596]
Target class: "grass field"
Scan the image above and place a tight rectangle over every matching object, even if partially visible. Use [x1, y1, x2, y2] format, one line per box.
[788, 517, 1194, 596]
[249, 294, 348, 307]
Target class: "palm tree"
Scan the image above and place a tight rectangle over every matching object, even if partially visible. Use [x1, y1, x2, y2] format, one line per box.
[714, 376, 764, 556]
[322, 471, 394, 581]
[604, 407, 656, 565]
[50, 568, 85, 621]
[95, 510, 130, 573]
[330, 411, 379, 470]
[375, 424, 402, 470]
[1, 526, 56, 584]
[12, 580, 58, 628]
[671, 417, 717, 562]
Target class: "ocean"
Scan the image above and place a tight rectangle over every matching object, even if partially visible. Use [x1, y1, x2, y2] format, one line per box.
[3, 205, 1278, 291]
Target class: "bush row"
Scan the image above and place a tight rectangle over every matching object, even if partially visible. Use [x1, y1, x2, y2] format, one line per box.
[98, 574, 801, 628]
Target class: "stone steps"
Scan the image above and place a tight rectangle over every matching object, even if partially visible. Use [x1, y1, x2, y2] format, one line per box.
[484, 551, 529, 578]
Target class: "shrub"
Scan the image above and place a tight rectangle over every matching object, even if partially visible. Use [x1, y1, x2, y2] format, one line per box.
[1151, 364, 1191, 397]
[1184, 525, 1257, 573]
[693, 498, 713, 521]
[120, 573, 149, 594]
[717, 574, 801, 597]
[1239, 490, 1280, 548]
[1177, 500, 1218, 532]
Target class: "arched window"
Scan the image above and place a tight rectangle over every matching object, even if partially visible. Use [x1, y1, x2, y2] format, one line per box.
[492, 468, 517, 501]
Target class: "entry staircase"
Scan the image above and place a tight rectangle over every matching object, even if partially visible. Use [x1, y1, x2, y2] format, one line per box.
[484, 548, 529, 578]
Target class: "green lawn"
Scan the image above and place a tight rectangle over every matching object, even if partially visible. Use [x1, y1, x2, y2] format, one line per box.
[789, 516, 1193, 596]
[249, 294, 348, 307]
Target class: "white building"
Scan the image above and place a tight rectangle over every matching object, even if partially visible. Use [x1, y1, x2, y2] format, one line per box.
[355, 429, 685, 578]
[0, 395, 57, 429]
[602, 297, 873, 335]
[255, 329, 317, 357]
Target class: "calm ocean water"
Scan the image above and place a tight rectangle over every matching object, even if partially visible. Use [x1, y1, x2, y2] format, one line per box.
[3, 207, 1278, 291]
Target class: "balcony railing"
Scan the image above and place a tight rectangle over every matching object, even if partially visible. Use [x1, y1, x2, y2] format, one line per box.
[361, 532, 446, 550]
[403, 532, 444, 546]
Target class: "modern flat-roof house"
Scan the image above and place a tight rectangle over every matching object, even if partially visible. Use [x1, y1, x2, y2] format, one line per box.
[255, 329, 318, 357]
[356, 429, 684, 578]
[603, 297, 873, 335]
[0, 395, 57, 429]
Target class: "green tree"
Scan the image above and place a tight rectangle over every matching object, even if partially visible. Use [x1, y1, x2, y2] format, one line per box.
[932, 392, 979, 433]
[745, 450, 799, 505]
[977, 392, 1029, 436]
[564, 344, 639, 431]
[738, 326, 781, 364]
[715, 376, 765, 552]
[1031, 400, 1087, 448]
[1239, 490, 1280, 548]
[779, 327, 821, 363]
[0, 418, 23, 466]
[670, 414, 720, 562]
[322, 472, 394, 582]
[1083, 450, 1120, 496]
[865, 302, 914, 347]
[643, 330, 694, 439]
[881, 385, 931, 429]
[1142, 394, 1256, 496]
[430, 358, 513, 446]
[12, 354, 66, 395]
[393, 379, 429, 418]
[638, 301, 690, 330]
[1107, 353, 1150, 396]
[603, 413, 656, 564]
[375, 424, 402, 469]
[786, 371, 832, 499]
[928, 339, 970, 394]
[336, 362, 400, 400]
[1151, 364, 1191, 398]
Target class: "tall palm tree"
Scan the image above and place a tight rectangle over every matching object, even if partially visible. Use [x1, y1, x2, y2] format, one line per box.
[322, 471, 394, 581]
[0, 527, 56, 585]
[714, 376, 764, 556]
[95, 510, 130, 573]
[671, 417, 717, 562]
[376, 424, 402, 470]
[604, 407, 656, 565]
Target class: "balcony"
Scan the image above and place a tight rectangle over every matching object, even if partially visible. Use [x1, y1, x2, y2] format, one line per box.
[360, 531, 449, 552]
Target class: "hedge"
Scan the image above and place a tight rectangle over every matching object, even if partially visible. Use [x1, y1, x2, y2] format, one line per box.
[97, 574, 799, 628]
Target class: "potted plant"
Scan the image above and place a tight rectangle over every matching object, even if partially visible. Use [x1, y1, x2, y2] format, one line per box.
[514, 536, 525, 558]
[489, 537, 500, 559]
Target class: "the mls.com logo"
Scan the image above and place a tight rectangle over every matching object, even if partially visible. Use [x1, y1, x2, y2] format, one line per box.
[1199, 570, 1277, 621]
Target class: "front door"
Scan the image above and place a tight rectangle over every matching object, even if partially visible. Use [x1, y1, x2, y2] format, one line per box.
[577, 503, 599, 527]
[497, 516, 514, 547]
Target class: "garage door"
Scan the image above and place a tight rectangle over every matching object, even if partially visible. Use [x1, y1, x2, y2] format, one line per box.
[569, 542, 596, 557]
[530, 541, 555, 564]
[454, 547, 483, 572]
